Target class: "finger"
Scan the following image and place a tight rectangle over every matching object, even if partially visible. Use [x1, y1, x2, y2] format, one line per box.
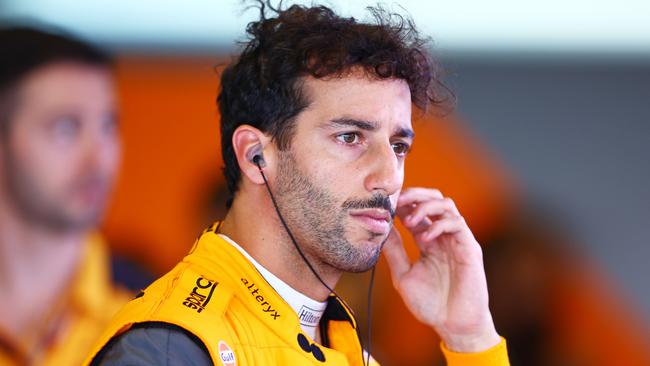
[403, 198, 459, 227]
[407, 216, 434, 235]
[382, 228, 411, 284]
[395, 201, 416, 220]
[418, 216, 467, 242]
[397, 188, 444, 206]
[398, 189, 462, 217]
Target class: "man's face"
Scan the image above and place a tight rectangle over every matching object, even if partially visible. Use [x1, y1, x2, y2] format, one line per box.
[0, 62, 120, 233]
[274, 73, 413, 272]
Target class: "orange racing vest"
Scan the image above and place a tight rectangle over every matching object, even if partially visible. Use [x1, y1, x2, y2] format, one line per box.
[84, 224, 509, 365]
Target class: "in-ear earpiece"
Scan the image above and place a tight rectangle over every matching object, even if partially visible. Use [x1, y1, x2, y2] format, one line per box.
[252, 154, 265, 168]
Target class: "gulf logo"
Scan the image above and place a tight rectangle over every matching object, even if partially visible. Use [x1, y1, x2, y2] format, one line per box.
[218, 341, 236, 366]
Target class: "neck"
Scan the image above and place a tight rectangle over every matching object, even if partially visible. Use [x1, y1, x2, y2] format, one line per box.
[0, 201, 86, 346]
[221, 188, 342, 301]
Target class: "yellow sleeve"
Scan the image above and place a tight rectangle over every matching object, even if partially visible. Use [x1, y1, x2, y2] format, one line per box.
[440, 337, 510, 366]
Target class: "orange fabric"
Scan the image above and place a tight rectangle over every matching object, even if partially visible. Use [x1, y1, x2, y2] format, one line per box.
[85, 227, 508, 365]
[548, 264, 650, 366]
[105, 57, 224, 274]
[0, 235, 130, 366]
[84, 228, 380, 366]
[441, 337, 509, 366]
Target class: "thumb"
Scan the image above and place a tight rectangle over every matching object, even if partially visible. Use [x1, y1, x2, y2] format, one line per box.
[382, 227, 410, 285]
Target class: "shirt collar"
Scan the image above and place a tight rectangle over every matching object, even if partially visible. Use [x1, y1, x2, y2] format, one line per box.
[187, 225, 359, 332]
[217, 233, 327, 338]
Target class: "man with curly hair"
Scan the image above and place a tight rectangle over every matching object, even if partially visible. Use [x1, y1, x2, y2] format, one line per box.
[86, 2, 510, 365]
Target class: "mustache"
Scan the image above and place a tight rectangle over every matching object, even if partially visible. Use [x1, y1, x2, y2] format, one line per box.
[342, 193, 395, 219]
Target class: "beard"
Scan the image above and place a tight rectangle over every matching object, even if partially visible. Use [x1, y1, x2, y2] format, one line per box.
[273, 150, 394, 273]
[2, 150, 109, 233]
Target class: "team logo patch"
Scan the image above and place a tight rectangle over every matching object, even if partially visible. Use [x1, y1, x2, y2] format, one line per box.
[218, 341, 236, 366]
[182, 276, 217, 313]
[298, 305, 324, 327]
[240, 278, 280, 320]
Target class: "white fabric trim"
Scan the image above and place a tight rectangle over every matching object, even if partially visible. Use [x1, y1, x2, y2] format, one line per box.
[218, 234, 327, 340]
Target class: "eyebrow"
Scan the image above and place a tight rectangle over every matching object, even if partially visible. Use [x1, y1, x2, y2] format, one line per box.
[329, 118, 378, 131]
[328, 118, 415, 139]
[395, 127, 415, 139]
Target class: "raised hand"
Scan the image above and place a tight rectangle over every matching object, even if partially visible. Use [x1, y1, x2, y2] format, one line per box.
[382, 187, 501, 352]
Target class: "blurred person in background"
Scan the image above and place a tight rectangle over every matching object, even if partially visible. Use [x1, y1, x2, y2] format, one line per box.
[484, 204, 650, 366]
[86, 2, 509, 365]
[0, 26, 130, 365]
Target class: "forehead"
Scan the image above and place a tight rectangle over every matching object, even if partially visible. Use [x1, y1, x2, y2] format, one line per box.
[17, 62, 114, 109]
[300, 73, 413, 131]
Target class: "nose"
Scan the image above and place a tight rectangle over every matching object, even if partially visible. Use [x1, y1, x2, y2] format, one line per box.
[81, 118, 121, 176]
[363, 142, 402, 196]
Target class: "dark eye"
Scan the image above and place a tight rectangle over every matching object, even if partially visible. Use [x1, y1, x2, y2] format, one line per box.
[392, 142, 410, 156]
[336, 132, 360, 144]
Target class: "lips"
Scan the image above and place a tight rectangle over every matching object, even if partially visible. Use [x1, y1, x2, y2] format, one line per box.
[349, 209, 391, 234]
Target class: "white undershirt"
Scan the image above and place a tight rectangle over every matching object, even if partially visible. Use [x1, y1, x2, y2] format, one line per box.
[218, 234, 327, 340]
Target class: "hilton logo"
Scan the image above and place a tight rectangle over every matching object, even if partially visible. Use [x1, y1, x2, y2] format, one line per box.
[298, 305, 324, 327]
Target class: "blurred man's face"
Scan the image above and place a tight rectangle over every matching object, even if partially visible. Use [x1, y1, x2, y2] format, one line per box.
[0, 62, 120, 233]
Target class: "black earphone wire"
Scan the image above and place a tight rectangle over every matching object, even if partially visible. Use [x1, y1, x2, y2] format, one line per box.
[366, 265, 376, 366]
[255, 158, 340, 298]
[254, 158, 373, 366]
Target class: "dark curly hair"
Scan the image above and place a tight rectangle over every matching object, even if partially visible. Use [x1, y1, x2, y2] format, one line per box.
[218, 1, 451, 207]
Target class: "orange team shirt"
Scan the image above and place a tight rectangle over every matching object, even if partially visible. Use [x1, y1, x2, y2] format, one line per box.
[0, 235, 131, 366]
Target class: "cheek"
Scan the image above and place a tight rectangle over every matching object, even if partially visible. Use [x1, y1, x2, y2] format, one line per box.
[22, 139, 83, 190]
[317, 164, 366, 205]
[9, 119, 82, 188]
[99, 139, 122, 177]
[7, 147, 65, 197]
[293, 137, 366, 201]
[37, 152, 79, 192]
[391, 190, 401, 205]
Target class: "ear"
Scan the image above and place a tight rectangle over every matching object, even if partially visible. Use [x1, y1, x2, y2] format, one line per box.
[232, 124, 273, 186]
